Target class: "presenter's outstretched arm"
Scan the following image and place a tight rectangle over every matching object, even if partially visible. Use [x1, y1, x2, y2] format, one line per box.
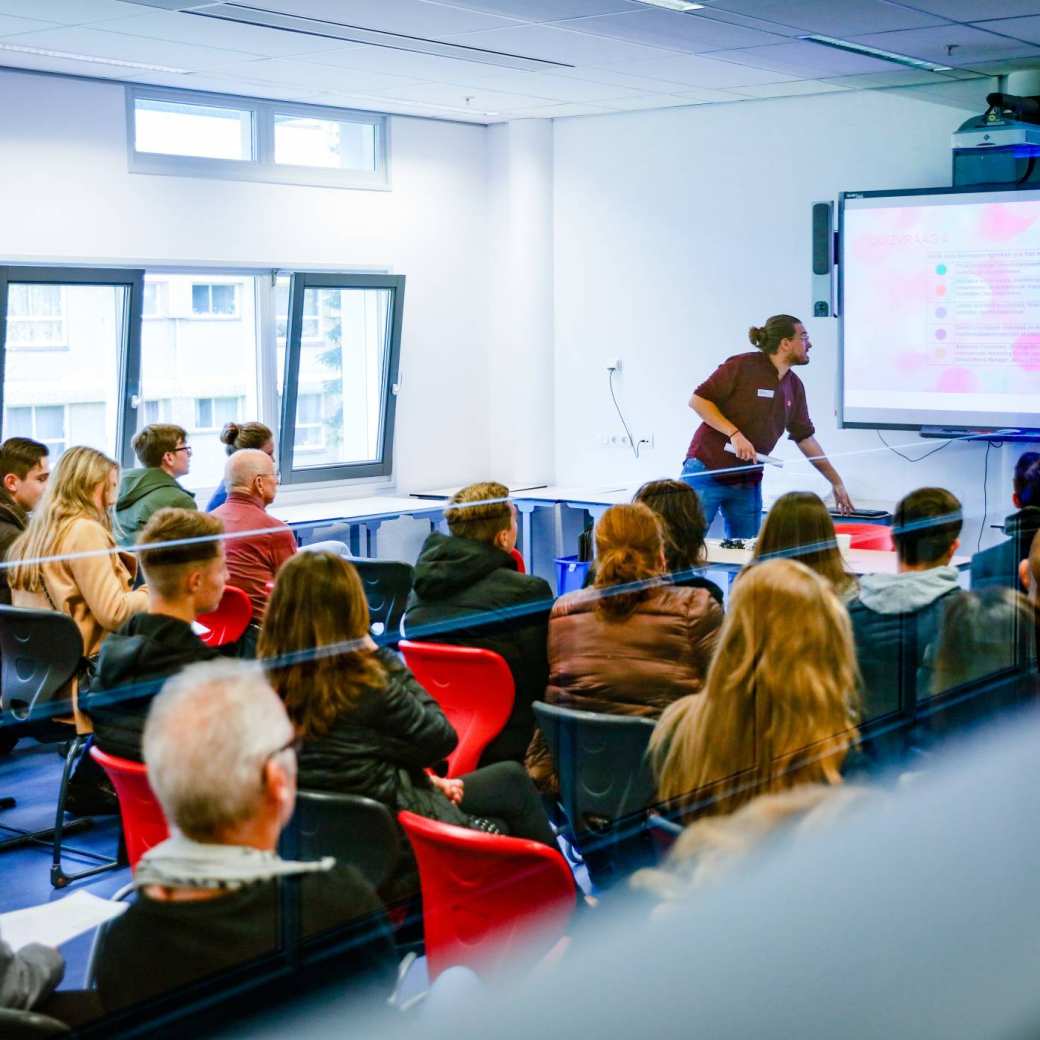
[689, 394, 757, 462]
[796, 436, 854, 515]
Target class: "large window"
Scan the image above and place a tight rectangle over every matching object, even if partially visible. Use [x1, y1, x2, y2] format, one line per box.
[6, 285, 66, 348]
[127, 87, 389, 190]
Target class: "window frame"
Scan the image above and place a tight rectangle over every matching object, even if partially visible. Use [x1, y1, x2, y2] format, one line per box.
[0, 265, 145, 467]
[126, 86, 390, 191]
[279, 272, 405, 484]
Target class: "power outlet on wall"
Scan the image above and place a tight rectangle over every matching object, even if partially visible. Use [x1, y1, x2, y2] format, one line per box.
[606, 358, 622, 373]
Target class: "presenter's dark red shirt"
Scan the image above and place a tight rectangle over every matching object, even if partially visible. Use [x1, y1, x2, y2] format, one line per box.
[686, 351, 815, 485]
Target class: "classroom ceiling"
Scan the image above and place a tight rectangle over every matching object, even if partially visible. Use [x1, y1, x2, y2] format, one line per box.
[0, 0, 1039, 122]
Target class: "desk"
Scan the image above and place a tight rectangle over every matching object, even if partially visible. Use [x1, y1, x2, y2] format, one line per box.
[269, 496, 446, 558]
[703, 538, 971, 575]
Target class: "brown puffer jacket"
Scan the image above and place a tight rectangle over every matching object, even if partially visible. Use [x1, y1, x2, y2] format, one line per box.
[526, 583, 722, 794]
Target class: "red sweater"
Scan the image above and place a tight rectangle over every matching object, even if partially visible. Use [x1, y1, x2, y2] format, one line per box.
[211, 492, 297, 622]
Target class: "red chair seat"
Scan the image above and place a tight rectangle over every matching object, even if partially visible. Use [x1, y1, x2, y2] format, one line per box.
[89, 745, 168, 871]
[398, 641, 514, 778]
[195, 586, 253, 648]
[834, 522, 895, 552]
[398, 811, 575, 980]
[508, 547, 526, 574]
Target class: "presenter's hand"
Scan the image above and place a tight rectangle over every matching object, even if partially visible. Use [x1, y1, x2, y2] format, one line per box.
[730, 432, 757, 462]
[832, 483, 854, 515]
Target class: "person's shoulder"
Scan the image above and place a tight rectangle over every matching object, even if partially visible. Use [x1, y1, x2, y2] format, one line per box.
[62, 515, 114, 551]
[497, 569, 553, 601]
[304, 863, 383, 918]
[550, 587, 597, 618]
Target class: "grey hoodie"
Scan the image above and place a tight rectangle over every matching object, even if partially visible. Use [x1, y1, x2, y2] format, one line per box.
[856, 565, 961, 615]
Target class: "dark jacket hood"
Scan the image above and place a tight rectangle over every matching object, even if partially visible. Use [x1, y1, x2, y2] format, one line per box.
[116, 468, 194, 511]
[411, 532, 517, 600]
[0, 487, 27, 533]
[94, 613, 217, 694]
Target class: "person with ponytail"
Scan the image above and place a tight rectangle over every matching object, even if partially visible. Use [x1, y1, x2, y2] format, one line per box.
[681, 314, 854, 539]
[204, 421, 274, 511]
[525, 502, 722, 794]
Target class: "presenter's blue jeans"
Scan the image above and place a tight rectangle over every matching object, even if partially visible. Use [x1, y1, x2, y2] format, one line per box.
[680, 458, 762, 540]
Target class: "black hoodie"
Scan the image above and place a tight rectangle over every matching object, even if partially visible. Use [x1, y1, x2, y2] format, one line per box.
[402, 532, 554, 766]
[87, 613, 219, 761]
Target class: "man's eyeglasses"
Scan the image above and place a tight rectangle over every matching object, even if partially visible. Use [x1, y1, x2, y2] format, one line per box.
[172, 445, 193, 456]
[261, 735, 302, 783]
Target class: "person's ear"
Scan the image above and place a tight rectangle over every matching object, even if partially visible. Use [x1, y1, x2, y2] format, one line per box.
[186, 569, 203, 597]
[1020, 558, 1031, 592]
[493, 528, 511, 552]
[946, 537, 960, 563]
[2, 473, 18, 495]
[263, 757, 294, 818]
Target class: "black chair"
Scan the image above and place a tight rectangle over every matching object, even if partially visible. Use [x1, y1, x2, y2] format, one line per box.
[0, 606, 119, 886]
[533, 701, 657, 873]
[281, 790, 400, 890]
[0, 1007, 70, 1038]
[352, 560, 414, 645]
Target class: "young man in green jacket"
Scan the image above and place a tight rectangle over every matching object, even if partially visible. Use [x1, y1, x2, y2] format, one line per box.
[114, 424, 196, 546]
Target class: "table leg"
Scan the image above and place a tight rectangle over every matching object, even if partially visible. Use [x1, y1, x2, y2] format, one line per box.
[364, 521, 382, 558]
[515, 502, 536, 572]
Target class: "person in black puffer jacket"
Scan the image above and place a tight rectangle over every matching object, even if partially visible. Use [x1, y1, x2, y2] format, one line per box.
[403, 481, 554, 767]
[260, 552, 559, 902]
[0, 437, 50, 606]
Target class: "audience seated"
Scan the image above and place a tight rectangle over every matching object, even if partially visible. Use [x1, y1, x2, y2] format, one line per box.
[88, 509, 225, 761]
[0, 436, 49, 605]
[205, 421, 274, 512]
[583, 479, 724, 604]
[94, 659, 397, 1013]
[8, 446, 148, 664]
[651, 558, 859, 820]
[847, 487, 963, 709]
[260, 552, 558, 900]
[750, 490, 857, 599]
[526, 502, 722, 795]
[211, 448, 295, 640]
[114, 425, 196, 547]
[403, 482, 554, 766]
[971, 451, 1040, 593]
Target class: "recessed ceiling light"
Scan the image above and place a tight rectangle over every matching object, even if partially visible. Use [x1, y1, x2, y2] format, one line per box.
[634, 0, 705, 11]
[0, 42, 190, 74]
[802, 34, 952, 73]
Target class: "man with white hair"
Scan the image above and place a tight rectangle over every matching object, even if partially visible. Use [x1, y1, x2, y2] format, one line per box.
[211, 448, 296, 636]
[94, 660, 396, 1014]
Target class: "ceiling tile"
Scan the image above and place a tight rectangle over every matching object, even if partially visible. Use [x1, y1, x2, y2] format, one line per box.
[0, 25, 266, 70]
[708, 39, 906, 76]
[495, 101, 612, 118]
[213, 56, 431, 92]
[377, 80, 562, 110]
[549, 63, 713, 91]
[582, 92, 711, 110]
[567, 9, 788, 53]
[607, 51, 800, 87]
[728, 78, 850, 97]
[699, 0, 948, 36]
[0, 14, 60, 36]
[0, 0, 139, 23]
[974, 16, 1040, 46]
[851, 24, 1040, 66]
[430, 0, 638, 20]
[893, 1, 1040, 18]
[137, 70, 327, 101]
[317, 89, 493, 119]
[0, 47, 139, 79]
[434, 67, 647, 100]
[304, 44, 538, 82]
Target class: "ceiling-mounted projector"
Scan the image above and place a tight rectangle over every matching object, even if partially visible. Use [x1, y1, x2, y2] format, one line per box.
[953, 92, 1040, 187]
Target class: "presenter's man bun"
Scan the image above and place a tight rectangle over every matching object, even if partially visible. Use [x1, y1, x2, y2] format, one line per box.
[748, 314, 801, 356]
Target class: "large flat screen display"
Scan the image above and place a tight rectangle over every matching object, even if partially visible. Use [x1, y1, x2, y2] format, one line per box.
[840, 186, 1040, 430]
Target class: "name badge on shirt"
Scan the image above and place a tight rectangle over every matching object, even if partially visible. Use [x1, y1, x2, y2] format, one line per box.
[756, 388, 775, 399]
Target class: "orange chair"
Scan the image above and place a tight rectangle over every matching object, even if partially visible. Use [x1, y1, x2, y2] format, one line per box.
[398, 811, 575, 980]
[89, 746, 168, 871]
[509, 547, 526, 574]
[195, 585, 253, 648]
[834, 522, 895, 552]
[398, 641, 515, 777]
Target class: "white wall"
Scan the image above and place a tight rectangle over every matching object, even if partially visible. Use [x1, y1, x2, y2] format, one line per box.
[553, 82, 1019, 549]
[0, 68, 491, 499]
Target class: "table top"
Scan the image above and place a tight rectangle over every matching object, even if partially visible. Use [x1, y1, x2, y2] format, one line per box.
[270, 495, 446, 527]
[513, 485, 632, 505]
[704, 539, 970, 575]
[411, 482, 549, 500]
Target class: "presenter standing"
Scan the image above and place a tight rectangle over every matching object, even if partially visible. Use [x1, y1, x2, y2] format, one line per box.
[681, 314, 854, 538]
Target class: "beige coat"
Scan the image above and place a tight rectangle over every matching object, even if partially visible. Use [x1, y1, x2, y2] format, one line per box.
[12, 518, 148, 716]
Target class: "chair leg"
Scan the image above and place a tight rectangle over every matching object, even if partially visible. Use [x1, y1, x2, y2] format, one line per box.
[50, 736, 119, 889]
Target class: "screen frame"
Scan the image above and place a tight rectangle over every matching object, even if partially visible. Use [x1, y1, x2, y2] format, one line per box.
[838, 182, 1040, 432]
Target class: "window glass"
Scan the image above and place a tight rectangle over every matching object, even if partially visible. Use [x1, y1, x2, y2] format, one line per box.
[138, 274, 257, 491]
[134, 98, 253, 161]
[3, 282, 125, 458]
[273, 114, 376, 171]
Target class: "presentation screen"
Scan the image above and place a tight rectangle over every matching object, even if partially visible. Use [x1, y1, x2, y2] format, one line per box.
[840, 186, 1040, 430]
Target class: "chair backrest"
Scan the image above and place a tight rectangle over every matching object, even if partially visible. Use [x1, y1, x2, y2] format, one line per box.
[0, 606, 82, 721]
[89, 745, 169, 870]
[397, 810, 575, 980]
[834, 522, 895, 552]
[398, 641, 515, 777]
[533, 701, 657, 838]
[283, 790, 400, 890]
[194, 585, 253, 648]
[508, 547, 526, 574]
[351, 560, 414, 642]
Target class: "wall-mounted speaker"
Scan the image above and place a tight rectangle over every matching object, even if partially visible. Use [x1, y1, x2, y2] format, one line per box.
[811, 201, 835, 318]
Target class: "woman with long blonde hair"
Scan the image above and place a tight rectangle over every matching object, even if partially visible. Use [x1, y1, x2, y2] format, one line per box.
[8, 446, 148, 662]
[652, 557, 859, 820]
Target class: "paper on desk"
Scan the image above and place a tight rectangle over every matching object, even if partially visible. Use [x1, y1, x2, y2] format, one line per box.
[1, 890, 129, 950]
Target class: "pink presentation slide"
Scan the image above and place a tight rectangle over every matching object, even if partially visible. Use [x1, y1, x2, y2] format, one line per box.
[843, 191, 1040, 427]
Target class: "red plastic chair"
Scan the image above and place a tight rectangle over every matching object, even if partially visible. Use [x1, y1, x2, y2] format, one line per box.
[195, 585, 253, 648]
[397, 811, 575, 980]
[89, 746, 169, 871]
[834, 522, 895, 552]
[509, 547, 526, 574]
[398, 641, 515, 778]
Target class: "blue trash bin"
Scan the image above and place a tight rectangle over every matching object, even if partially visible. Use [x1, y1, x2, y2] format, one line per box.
[554, 555, 590, 596]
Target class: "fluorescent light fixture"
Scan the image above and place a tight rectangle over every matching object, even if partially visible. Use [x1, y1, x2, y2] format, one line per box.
[0, 42, 190, 74]
[634, 0, 705, 10]
[802, 34, 952, 72]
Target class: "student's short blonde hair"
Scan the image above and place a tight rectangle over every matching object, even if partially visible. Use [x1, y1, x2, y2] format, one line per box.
[445, 482, 512, 544]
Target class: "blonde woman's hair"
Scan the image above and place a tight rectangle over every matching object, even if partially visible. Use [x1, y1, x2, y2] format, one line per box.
[7, 446, 118, 593]
[651, 558, 860, 819]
